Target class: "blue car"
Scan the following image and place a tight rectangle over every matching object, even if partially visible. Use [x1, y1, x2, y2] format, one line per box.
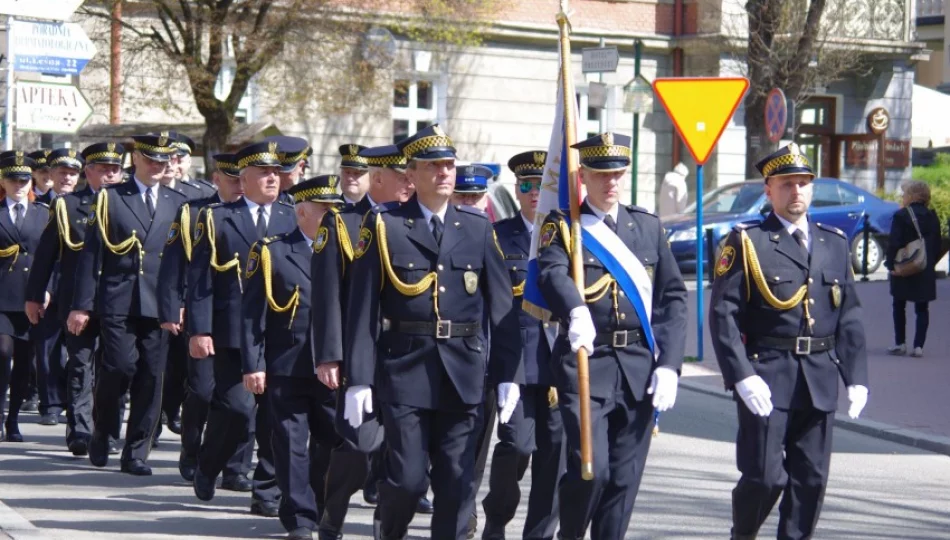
[661, 178, 899, 275]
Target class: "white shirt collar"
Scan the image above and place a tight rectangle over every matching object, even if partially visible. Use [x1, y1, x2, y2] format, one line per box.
[133, 177, 154, 197]
[418, 199, 448, 225]
[244, 198, 271, 223]
[521, 212, 535, 232]
[773, 213, 809, 247]
[6, 197, 26, 211]
[585, 199, 619, 224]
[301, 229, 314, 250]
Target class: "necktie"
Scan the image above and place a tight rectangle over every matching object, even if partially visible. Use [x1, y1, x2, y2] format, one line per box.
[145, 188, 155, 218]
[604, 214, 618, 233]
[430, 215, 444, 246]
[256, 206, 268, 238]
[13, 203, 23, 229]
[792, 229, 809, 259]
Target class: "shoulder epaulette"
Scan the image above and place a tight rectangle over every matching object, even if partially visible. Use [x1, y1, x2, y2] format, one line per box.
[625, 204, 656, 217]
[732, 221, 761, 233]
[455, 204, 489, 219]
[33, 201, 50, 209]
[261, 233, 287, 245]
[816, 222, 846, 238]
[372, 201, 400, 214]
[198, 178, 216, 189]
[277, 199, 295, 208]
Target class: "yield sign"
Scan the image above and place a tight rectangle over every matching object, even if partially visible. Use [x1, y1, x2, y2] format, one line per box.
[653, 77, 749, 165]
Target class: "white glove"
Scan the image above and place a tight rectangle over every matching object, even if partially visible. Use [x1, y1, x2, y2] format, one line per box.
[847, 385, 868, 419]
[568, 306, 596, 355]
[735, 375, 773, 417]
[344, 385, 373, 429]
[496, 382, 521, 424]
[647, 366, 678, 412]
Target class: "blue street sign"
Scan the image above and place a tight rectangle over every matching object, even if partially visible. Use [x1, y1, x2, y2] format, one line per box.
[11, 20, 97, 76]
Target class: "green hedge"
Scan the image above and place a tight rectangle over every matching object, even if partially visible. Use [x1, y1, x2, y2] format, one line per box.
[912, 153, 950, 237]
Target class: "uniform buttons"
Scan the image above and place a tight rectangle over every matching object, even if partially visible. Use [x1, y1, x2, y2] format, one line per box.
[619, 291, 625, 297]
[588, 258, 594, 263]
[511, 266, 517, 271]
[834, 278, 839, 284]
[24, 267, 29, 272]
[543, 323, 550, 329]
[752, 353, 759, 360]
[808, 278, 814, 284]
[620, 313, 626, 320]
[439, 286, 446, 293]
[466, 264, 472, 270]
[774, 276, 780, 281]
[438, 264, 444, 271]
[809, 318, 816, 325]
[408, 263, 415, 269]
[809, 298, 815, 305]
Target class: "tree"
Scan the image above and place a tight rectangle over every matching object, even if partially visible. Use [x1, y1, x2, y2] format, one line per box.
[78, 0, 502, 162]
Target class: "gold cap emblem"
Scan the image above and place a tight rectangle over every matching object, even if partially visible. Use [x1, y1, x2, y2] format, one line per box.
[107, 143, 116, 153]
[432, 124, 445, 137]
[348, 144, 358, 156]
[15, 155, 23, 166]
[788, 142, 800, 156]
[268, 141, 278, 155]
[533, 152, 546, 166]
[158, 133, 168, 147]
[329, 175, 339, 188]
[602, 132, 614, 146]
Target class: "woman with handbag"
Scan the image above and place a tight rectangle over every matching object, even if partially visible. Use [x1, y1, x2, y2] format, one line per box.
[885, 180, 940, 357]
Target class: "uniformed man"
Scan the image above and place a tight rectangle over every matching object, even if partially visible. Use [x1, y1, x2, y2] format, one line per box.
[311, 143, 421, 540]
[243, 174, 343, 540]
[67, 133, 189, 475]
[342, 124, 523, 540]
[157, 153, 251, 490]
[264, 135, 311, 193]
[709, 143, 869, 540]
[536, 132, 687, 539]
[338, 144, 370, 206]
[0, 154, 50, 443]
[26, 148, 84, 427]
[188, 141, 296, 516]
[169, 132, 218, 199]
[481, 151, 563, 540]
[25, 142, 126, 455]
[28, 150, 54, 205]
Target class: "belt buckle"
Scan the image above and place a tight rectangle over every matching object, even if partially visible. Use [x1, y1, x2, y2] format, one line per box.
[612, 330, 628, 348]
[795, 337, 811, 355]
[436, 320, 452, 339]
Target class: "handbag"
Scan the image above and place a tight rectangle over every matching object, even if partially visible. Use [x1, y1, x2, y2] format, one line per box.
[893, 207, 927, 277]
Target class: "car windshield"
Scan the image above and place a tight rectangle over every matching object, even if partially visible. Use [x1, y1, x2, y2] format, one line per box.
[683, 182, 764, 214]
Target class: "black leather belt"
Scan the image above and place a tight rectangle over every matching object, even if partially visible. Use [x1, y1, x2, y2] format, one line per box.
[559, 326, 645, 349]
[390, 320, 480, 339]
[752, 335, 835, 355]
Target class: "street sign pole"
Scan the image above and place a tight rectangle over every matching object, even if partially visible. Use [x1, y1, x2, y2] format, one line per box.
[631, 39, 642, 206]
[4, 15, 14, 151]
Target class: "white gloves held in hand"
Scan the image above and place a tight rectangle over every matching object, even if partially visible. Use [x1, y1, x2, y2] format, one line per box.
[344, 385, 373, 429]
[647, 366, 679, 411]
[735, 375, 773, 417]
[496, 382, 521, 424]
[568, 306, 596, 355]
[847, 384, 868, 419]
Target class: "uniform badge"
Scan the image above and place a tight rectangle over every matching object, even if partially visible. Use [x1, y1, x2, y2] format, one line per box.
[354, 227, 372, 258]
[831, 284, 841, 308]
[539, 222, 557, 249]
[88, 204, 97, 225]
[194, 221, 205, 244]
[167, 223, 180, 245]
[314, 226, 328, 254]
[645, 265, 655, 283]
[716, 245, 736, 277]
[246, 249, 260, 278]
[463, 271, 478, 295]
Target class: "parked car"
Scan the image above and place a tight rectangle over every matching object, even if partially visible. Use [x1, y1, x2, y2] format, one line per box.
[661, 178, 899, 275]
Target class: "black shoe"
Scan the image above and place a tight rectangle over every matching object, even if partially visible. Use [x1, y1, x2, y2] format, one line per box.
[38, 413, 59, 426]
[108, 437, 121, 455]
[22, 396, 38, 413]
[416, 496, 433, 515]
[481, 520, 505, 540]
[121, 458, 152, 476]
[287, 528, 313, 540]
[168, 416, 182, 435]
[317, 523, 343, 540]
[193, 467, 216, 501]
[68, 436, 90, 456]
[179, 452, 197, 482]
[221, 474, 253, 492]
[250, 500, 280, 518]
[88, 432, 109, 467]
[363, 485, 379, 505]
[3, 421, 23, 443]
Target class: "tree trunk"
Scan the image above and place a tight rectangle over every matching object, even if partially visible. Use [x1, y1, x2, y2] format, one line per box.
[201, 108, 233, 173]
[744, 94, 779, 178]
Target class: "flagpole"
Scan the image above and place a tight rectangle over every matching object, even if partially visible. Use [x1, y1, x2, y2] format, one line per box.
[556, 0, 593, 481]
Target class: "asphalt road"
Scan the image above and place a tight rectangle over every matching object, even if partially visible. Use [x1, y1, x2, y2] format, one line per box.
[2, 387, 949, 539]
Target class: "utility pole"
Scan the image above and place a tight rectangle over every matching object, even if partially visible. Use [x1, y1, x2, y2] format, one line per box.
[110, 0, 122, 124]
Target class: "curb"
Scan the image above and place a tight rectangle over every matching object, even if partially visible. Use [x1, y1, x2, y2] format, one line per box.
[0, 499, 48, 540]
[679, 378, 950, 457]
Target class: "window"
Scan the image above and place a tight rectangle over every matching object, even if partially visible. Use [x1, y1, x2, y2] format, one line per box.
[215, 64, 254, 123]
[576, 92, 601, 139]
[392, 79, 437, 144]
[838, 185, 861, 205]
[812, 182, 843, 207]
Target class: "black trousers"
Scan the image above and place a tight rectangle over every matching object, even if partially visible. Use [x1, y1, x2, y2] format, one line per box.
[483, 384, 563, 539]
[379, 401, 479, 540]
[64, 319, 99, 442]
[0, 335, 32, 426]
[95, 315, 167, 463]
[268, 376, 338, 533]
[305, 390, 339, 522]
[321, 445, 370, 533]
[892, 298, 930, 349]
[557, 376, 654, 540]
[162, 330, 188, 421]
[33, 305, 66, 416]
[732, 402, 834, 540]
[198, 347, 276, 502]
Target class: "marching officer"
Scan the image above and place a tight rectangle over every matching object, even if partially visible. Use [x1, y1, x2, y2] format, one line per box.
[188, 141, 295, 516]
[481, 151, 563, 540]
[709, 143, 869, 540]
[0, 154, 50, 443]
[157, 153, 251, 488]
[338, 144, 370, 206]
[28, 150, 53, 204]
[243, 174, 343, 540]
[67, 133, 189, 475]
[536, 132, 687, 539]
[342, 124, 523, 540]
[26, 148, 84, 427]
[170, 132, 218, 199]
[25, 142, 126, 455]
[265, 135, 311, 193]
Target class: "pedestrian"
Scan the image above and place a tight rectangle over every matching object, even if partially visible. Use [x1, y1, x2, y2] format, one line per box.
[0, 153, 50, 443]
[885, 179, 940, 357]
[657, 162, 688, 218]
[67, 133, 189, 475]
[537, 132, 687, 540]
[342, 124, 523, 540]
[709, 143, 869, 539]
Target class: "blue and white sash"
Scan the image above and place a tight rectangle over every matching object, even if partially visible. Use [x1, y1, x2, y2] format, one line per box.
[579, 213, 658, 359]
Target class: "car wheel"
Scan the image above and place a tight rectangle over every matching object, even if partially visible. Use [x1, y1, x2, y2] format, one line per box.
[851, 233, 882, 274]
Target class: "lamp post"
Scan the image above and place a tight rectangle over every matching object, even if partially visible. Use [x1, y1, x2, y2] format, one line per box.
[622, 40, 648, 206]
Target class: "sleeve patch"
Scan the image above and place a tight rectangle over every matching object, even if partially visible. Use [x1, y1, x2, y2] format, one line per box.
[314, 226, 329, 254]
[166, 223, 180, 245]
[246, 248, 260, 278]
[716, 245, 736, 277]
[354, 227, 372, 258]
[194, 221, 204, 244]
[539, 222, 557, 249]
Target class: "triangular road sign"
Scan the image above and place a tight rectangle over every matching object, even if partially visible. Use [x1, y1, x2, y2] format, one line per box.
[653, 77, 749, 165]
